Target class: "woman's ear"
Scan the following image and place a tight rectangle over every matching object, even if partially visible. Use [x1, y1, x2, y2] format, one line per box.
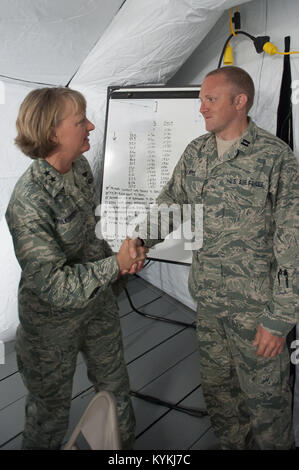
[49, 127, 58, 143]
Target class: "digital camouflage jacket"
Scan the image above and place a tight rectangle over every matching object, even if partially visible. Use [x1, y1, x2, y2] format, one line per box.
[141, 119, 299, 337]
[6, 155, 121, 335]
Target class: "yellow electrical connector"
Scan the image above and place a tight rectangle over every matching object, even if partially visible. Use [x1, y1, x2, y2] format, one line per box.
[225, 8, 237, 66]
[263, 41, 299, 55]
[263, 42, 278, 55]
[224, 43, 234, 64]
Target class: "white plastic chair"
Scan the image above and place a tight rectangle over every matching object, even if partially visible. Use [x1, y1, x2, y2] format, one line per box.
[64, 391, 121, 450]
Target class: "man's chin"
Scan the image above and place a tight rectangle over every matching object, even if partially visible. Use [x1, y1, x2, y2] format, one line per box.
[205, 123, 214, 133]
[203, 118, 213, 132]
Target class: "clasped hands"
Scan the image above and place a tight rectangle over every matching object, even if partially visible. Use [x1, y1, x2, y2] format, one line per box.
[116, 237, 148, 275]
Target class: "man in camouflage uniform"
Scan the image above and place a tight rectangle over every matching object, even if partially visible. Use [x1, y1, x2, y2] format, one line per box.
[6, 88, 146, 450]
[133, 66, 299, 449]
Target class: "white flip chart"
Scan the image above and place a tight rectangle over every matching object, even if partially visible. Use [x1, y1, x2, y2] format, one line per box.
[100, 86, 206, 264]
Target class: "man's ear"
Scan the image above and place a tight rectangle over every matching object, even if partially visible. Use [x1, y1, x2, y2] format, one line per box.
[234, 93, 248, 111]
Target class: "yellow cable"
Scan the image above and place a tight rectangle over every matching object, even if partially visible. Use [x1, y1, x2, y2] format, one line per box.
[277, 51, 299, 55]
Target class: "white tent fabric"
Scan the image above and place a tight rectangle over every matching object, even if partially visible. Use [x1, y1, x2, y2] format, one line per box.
[0, 216, 21, 343]
[70, 0, 251, 178]
[0, 0, 125, 85]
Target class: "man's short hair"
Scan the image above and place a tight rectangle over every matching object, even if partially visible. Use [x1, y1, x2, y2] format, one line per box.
[15, 87, 86, 160]
[206, 66, 255, 112]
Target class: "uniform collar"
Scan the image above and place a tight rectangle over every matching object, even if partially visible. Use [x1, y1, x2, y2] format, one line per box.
[72, 158, 93, 193]
[32, 156, 93, 199]
[235, 117, 257, 155]
[33, 158, 65, 198]
[204, 117, 257, 160]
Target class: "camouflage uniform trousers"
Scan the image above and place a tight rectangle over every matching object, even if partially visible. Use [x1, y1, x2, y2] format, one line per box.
[196, 294, 294, 450]
[15, 292, 135, 450]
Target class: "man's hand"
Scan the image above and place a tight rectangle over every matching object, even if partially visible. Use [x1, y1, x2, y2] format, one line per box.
[127, 237, 144, 260]
[116, 237, 148, 276]
[124, 238, 146, 275]
[253, 324, 285, 358]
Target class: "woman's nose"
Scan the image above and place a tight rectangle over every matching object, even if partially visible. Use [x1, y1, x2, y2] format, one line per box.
[87, 119, 95, 131]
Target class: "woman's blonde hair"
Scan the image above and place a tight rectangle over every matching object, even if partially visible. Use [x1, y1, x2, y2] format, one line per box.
[15, 87, 86, 159]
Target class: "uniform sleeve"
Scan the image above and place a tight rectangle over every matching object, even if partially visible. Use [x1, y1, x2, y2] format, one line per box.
[86, 234, 128, 297]
[10, 217, 120, 310]
[138, 149, 189, 248]
[81, 161, 128, 297]
[261, 147, 299, 337]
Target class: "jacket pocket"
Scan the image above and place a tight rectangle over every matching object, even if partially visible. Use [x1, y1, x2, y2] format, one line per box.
[222, 167, 269, 232]
[274, 267, 297, 312]
[55, 209, 86, 247]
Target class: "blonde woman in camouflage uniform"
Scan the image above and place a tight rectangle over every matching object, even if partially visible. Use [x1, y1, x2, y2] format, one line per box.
[131, 66, 299, 449]
[6, 88, 147, 450]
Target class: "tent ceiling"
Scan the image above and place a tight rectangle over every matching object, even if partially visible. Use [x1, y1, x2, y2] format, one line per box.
[0, 0, 125, 85]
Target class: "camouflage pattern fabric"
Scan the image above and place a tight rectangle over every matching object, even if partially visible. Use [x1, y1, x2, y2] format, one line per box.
[141, 119, 298, 449]
[143, 119, 299, 337]
[6, 155, 135, 450]
[196, 297, 293, 450]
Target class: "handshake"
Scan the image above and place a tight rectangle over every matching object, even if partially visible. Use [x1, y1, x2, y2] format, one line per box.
[116, 237, 149, 276]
